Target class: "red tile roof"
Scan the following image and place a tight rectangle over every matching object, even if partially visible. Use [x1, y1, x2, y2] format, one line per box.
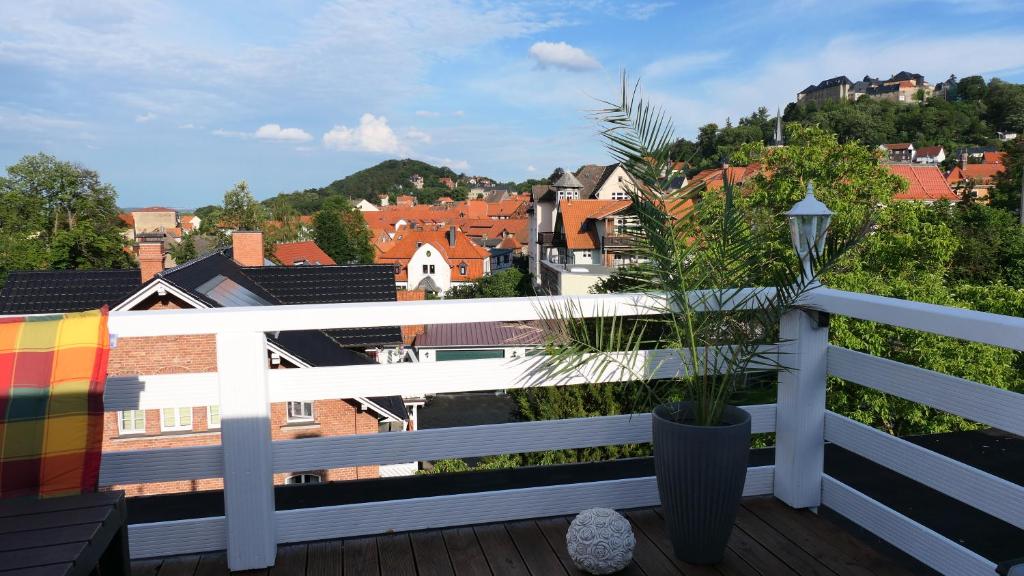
[132, 206, 177, 213]
[916, 145, 944, 157]
[886, 164, 958, 202]
[498, 236, 523, 250]
[558, 199, 631, 250]
[883, 143, 913, 151]
[273, 241, 337, 266]
[118, 213, 134, 227]
[982, 151, 1007, 165]
[180, 215, 198, 232]
[486, 198, 527, 218]
[685, 164, 761, 191]
[375, 228, 491, 281]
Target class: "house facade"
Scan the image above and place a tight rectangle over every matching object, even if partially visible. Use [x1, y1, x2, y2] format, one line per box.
[914, 146, 945, 164]
[528, 164, 642, 293]
[881, 143, 915, 163]
[375, 226, 492, 295]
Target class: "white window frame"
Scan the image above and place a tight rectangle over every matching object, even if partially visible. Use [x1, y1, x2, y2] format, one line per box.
[207, 405, 221, 429]
[160, 407, 193, 432]
[287, 401, 315, 423]
[611, 191, 628, 200]
[285, 473, 322, 485]
[117, 410, 146, 435]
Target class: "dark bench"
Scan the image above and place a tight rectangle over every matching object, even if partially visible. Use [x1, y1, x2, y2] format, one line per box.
[0, 491, 129, 575]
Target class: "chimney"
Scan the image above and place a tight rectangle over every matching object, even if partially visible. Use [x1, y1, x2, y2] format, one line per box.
[232, 231, 264, 267]
[448, 225, 457, 247]
[397, 289, 426, 345]
[139, 242, 164, 283]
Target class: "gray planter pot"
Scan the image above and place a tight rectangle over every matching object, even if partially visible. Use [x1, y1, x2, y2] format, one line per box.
[652, 402, 751, 564]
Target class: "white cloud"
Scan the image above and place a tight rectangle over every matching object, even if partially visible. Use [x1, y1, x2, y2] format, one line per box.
[405, 127, 432, 144]
[211, 124, 312, 142]
[642, 52, 729, 79]
[323, 113, 403, 153]
[528, 41, 600, 71]
[452, 110, 465, 117]
[179, 123, 195, 129]
[415, 110, 440, 117]
[254, 123, 312, 142]
[527, 165, 536, 172]
[135, 112, 157, 123]
[439, 157, 470, 171]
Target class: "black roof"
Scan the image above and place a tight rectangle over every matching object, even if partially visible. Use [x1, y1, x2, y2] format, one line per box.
[799, 76, 853, 95]
[242, 266, 397, 305]
[0, 269, 142, 315]
[0, 252, 407, 420]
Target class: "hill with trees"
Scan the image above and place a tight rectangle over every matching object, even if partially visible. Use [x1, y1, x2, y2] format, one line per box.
[262, 159, 483, 214]
[669, 75, 1024, 173]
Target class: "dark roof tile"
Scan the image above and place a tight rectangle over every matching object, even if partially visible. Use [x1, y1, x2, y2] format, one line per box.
[0, 270, 141, 315]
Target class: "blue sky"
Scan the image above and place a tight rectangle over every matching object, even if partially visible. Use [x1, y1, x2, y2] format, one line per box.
[2, 0, 1024, 208]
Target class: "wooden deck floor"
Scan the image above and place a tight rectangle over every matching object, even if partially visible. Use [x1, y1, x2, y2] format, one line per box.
[130, 497, 923, 576]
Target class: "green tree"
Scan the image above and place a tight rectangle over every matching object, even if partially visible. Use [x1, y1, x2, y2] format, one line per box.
[445, 268, 532, 299]
[221, 181, 266, 231]
[312, 197, 374, 264]
[0, 153, 132, 286]
[989, 139, 1024, 216]
[957, 75, 988, 102]
[731, 128, 1024, 435]
[170, 232, 198, 263]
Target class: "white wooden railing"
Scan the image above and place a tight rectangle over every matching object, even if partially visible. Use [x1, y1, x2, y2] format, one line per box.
[90, 288, 1024, 574]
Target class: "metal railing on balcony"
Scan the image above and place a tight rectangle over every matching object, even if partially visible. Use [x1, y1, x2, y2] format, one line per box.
[51, 288, 1024, 573]
[602, 234, 637, 249]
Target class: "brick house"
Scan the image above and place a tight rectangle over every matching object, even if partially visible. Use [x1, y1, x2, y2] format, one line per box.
[0, 232, 411, 496]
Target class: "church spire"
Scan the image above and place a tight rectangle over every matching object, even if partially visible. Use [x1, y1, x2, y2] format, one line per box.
[773, 107, 784, 147]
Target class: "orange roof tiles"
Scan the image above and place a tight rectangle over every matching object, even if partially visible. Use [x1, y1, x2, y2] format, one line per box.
[686, 164, 761, 192]
[486, 198, 527, 218]
[982, 151, 1007, 164]
[498, 236, 523, 250]
[273, 241, 336, 266]
[375, 227, 490, 282]
[886, 164, 958, 202]
[118, 213, 134, 227]
[558, 199, 631, 250]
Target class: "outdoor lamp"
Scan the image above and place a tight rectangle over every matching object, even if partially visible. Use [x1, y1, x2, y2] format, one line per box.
[785, 181, 833, 285]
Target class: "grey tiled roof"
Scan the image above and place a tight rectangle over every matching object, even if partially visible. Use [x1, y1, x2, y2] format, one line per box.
[574, 164, 618, 198]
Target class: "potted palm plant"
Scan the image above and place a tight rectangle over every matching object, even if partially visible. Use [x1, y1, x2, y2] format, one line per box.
[534, 78, 860, 565]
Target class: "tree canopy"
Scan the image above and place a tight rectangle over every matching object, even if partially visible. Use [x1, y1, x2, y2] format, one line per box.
[0, 153, 133, 286]
[312, 197, 374, 264]
[220, 181, 267, 231]
[264, 159, 472, 214]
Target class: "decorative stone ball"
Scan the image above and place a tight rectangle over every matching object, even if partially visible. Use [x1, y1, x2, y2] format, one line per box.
[566, 508, 635, 574]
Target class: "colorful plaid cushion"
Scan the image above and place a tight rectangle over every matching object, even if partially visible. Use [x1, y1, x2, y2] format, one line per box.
[0, 307, 110, 498]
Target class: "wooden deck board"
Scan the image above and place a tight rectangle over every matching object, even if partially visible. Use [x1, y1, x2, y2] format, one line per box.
[134, 498, 928, 576]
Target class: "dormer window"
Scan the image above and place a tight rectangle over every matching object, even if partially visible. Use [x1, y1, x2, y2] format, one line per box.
[459, 263, 467, 275]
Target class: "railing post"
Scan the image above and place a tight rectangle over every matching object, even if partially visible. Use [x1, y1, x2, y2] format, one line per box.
[774, 309, 828, 509]
[217, 331, 276, 570]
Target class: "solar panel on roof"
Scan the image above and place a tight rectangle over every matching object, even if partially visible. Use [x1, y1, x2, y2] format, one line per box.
[195, 275, 272, 307]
